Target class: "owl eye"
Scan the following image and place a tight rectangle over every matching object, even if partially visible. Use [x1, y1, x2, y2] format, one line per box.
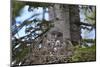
[56, 17, 59, 20]
[57, 32, 63, 37]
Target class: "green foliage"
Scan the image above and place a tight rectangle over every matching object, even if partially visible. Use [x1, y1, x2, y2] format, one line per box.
[12, 0, 52, 18]
[80, 6, 96, 35]
[84, 7, 96, 25]
[12, 0, 25, 18]
[12, 43, 30, 65]
[80, 6, 96, 25]
[67, 45, 96, 62]
[82, 39, 96, 43]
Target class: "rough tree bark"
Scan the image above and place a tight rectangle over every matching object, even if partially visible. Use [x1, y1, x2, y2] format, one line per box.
[48, 4, 81, 45]
[69, 5, 81, 45]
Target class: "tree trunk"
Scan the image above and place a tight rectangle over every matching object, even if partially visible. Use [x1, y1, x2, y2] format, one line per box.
[48, 4, 81, 45]
[23, 4, 81, 64]
[48, 4, 71, 41]
[69, 5, 81, 45]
